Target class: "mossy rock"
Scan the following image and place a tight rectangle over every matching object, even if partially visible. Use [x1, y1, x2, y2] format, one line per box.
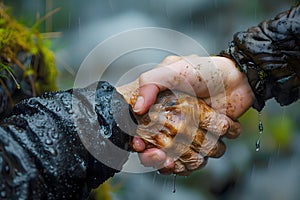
[0, 4, 57, 117]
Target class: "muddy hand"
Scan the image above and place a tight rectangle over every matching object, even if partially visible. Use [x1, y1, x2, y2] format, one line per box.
[135, 90, 240, 175]
[116, 81, 241, 176]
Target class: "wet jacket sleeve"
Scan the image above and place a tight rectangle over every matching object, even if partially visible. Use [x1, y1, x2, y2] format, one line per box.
[0, 81, 133, 200]
[220, 4, 300, 111]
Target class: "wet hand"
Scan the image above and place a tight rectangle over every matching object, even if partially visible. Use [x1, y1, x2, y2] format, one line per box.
[132, 89, 241, 175]
[133, 55, 255, 119]
[117, 82, 241, 175]
[130, 55, 255, 175]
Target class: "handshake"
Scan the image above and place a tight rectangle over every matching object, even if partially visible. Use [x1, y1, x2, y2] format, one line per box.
[117, 55, 255, 176]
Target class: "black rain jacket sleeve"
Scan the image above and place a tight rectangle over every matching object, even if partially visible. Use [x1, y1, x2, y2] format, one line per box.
[221, 4, 300, 111]
[0, 81, 133, 200]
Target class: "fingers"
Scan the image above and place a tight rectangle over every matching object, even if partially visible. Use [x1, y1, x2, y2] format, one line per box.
[158, 157, 175, 175]
[196, 98, 241, 138]
[133, 55, 209, 114]
[138, 148, 167, 167]
[138, 148, 207, 176]
[133, 55, 182, 114]
[134, 143, 176, 175]
[133, 84, 160, 114]
[132, 137, 176, 174]
[224, 117, 241, 139]
[177, 148, 207, 171]
[165, 148, 207, 176]
[132, 136, 146, 152]
[189, 128, 226, 158]
[133, 67, 177, 115]
[133, 90, 237, 176]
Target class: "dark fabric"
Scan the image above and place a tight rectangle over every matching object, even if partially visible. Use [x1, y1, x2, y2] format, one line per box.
[221, 4, 300, 111]
[0, 81, 133, 199]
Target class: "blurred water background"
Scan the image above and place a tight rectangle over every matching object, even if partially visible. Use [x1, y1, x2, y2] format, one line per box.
[3, 0, 300, 199]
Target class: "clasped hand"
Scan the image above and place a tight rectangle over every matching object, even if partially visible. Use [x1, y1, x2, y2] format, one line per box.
[117, 55, 255, 175]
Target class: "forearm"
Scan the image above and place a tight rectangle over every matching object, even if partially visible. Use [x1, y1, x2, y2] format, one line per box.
[0, 81, 132, 199]
[221, 4, 300, 111]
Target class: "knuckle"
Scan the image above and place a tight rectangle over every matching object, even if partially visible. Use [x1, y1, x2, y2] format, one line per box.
[138, 72, 148, 83]
[226, 121, 241, 139]
[220, 119, 230, 135]
[185, 153, 205, 171]
[174, 160, 186, 174]
[164, 55, 179, 62]
[209, 140, 226, 158]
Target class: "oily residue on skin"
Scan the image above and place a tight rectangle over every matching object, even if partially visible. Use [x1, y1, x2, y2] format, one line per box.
[134, 89, 235, 175]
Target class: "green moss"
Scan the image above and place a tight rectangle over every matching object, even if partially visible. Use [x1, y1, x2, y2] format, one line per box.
[0, 4, 57, 94]
[0, 62, 20, 89]
[0, 9, 37, 59]
[90, 181, 112, 200]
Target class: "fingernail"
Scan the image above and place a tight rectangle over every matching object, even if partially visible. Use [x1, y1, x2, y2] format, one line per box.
[133, 96, 144, 113]
[132, 137, 145, 152]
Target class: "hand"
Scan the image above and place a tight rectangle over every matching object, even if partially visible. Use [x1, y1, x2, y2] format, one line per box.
[135, 90, 242, 175]
[117, 82, 241, 175]
[129, 55, 255, 174]
[133, 55, 255, 119]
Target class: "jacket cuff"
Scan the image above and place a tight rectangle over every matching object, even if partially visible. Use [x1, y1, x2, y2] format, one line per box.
[220, 42, 268, 111]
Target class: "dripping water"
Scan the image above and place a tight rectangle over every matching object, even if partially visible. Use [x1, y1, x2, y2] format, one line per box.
[172, 174, 177, 193]
[255, 111, 263, 151]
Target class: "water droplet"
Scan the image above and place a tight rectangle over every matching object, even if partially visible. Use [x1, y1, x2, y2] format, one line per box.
[51, 132, 59, 139]
[99, 126, 112, 138]
[4, 165, 10, 173]
[49, 165, 54, 171]
[38, 132, 44, 137]
[259, 121, 263, 134]
[80, 161, 86, 168]
[45, 139, 53, 145]
[255, 139, 260, 151]
[41, 101, 48, 107]
[56, 107, 61, 112]
[255, 111, 263, 152]
[47, 147, 57, 156]
[0, 191, 7, 198]
[172, 174, 177, 193]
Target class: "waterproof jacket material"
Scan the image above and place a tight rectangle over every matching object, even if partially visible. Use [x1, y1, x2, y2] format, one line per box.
[221, 4, 300, 111]
[0, 82, 132, 199]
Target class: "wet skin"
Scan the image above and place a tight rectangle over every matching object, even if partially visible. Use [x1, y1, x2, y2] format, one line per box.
[117, 79, 241, 175]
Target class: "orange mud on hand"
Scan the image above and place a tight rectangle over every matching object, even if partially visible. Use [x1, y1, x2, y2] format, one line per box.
[117, 82, 241, 175]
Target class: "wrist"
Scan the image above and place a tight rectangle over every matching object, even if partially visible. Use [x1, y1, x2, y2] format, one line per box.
[211, 56, 256, 118]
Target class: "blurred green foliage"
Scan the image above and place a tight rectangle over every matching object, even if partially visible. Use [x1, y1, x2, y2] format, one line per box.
[0, 3, 57, 100]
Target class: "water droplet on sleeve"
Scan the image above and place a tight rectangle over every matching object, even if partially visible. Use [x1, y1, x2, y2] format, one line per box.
[45, 139, 53, 145]
[99, 126, 112, 138]
[0, 191, 7, 198]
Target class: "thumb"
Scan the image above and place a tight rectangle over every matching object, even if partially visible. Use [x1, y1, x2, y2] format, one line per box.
[133, 84, 160, 114]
